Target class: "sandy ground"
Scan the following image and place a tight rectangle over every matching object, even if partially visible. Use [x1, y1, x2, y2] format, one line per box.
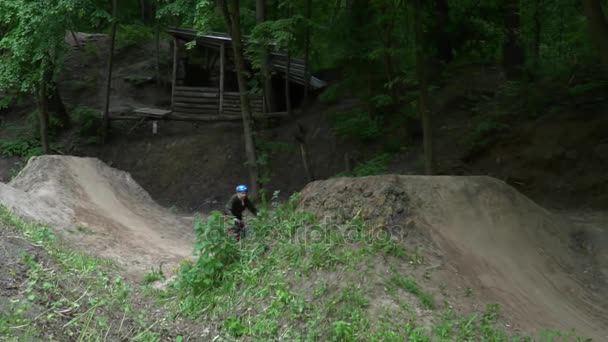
[1, 155, 194, 277]
[298, 175, 608, 340]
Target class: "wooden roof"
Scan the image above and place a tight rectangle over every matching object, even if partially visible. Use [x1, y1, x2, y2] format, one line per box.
[167, 27, 327, 90]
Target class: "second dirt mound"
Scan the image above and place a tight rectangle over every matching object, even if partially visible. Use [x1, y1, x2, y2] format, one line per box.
[4, 155, 194, 276]
[298, 175, 607, 340]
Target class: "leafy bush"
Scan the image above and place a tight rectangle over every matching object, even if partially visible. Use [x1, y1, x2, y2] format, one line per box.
[0, 94, 14, 110]
[175, 212, 239, 297]
[26, 110, 65, 138]
[332, 110, 382, 141]
[71, 106, 102, 137]
[116, 24, 154, 50]
[338, 153, 393, 178]
[466, 119, 510, 149]
[0, 139, 43, 158]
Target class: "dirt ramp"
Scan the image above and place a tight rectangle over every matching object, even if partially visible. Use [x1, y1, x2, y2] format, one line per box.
[298, 175, 608, 340]
[4, 155, 194, 276]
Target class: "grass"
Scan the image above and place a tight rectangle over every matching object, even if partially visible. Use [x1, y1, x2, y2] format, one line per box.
[0, 206, 166, 341]
[0, 198, 595, 341]
[162, 194, 593, 341]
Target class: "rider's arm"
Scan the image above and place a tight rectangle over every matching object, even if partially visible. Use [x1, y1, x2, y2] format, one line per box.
[245, 198, 258, 216]
[224, 196, 235, 217]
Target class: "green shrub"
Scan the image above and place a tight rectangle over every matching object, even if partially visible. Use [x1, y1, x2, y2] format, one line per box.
[467, 119, 510, 149]
[71, 106, 102, 137]
[27, 110, 65, 138]
[175, 212, 239, 297]
[116, 24, 154, 50]
[332, 110, 382, 141]
[338, 153, 393, 178]
[0, 139, 43, 158]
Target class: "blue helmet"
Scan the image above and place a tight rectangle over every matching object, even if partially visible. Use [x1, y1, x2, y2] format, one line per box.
[236, 184, 248, 193]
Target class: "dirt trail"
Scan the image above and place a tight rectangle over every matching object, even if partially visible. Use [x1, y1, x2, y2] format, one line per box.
[1, 156, 195, 277]
[298, 176, 608, 340]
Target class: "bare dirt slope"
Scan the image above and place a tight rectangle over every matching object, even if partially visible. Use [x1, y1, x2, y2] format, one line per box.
[298, 175, 608, 340]
[1, 155, 194, 277]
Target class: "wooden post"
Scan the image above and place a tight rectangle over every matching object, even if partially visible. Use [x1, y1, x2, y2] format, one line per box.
[219, 43, 226, 114]
[171, 38, 178, 111]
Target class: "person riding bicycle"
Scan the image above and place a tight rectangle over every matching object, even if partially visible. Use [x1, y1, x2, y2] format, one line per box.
[224, 184, 257, 240]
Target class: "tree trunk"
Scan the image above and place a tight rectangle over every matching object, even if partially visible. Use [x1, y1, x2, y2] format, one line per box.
[140, 0, 146, 22]
[502, 0, 525, 79]
[155, 26, 161, 87]
[257, 0, 276, 112]
[532, 0, 542, 70]
[303, 0, 312, 105]
[50, 83, 70, 128]
[296, 122, 314, 182]
[102, 0, 118, 142]
[582, 0, 608, 67]
[220, 0, 260, 198]
[37, 82, 50, 154]
[435, 0, 453, 63]
[381, 6, 397, 98]
[413, 0, 434, 175]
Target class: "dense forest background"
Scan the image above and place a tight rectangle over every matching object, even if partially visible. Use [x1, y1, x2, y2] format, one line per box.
[1, 0, 608, 204]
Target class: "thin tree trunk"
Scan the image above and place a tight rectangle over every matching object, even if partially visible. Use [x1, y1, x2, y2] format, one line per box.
[257, 0, 275, 112]
[37, 82, 50, 154]
[502, 0, 525, 79]
[435, 0, 452, 63]
[582, 0, 608, 67]
[140, 0, 146, 22]
[381, 7, 397, 98]
[413, 0, 433, 175]
[50, 83, 70, 128]
[533, 0, 542, 70]
[296, 122, 314, 182]
[303, 0, 312, 105]
[155, 26, 161, 87]
[102, 0, 118, 142]
[220, 0, 260, 198]
[332, 0, 343, 22]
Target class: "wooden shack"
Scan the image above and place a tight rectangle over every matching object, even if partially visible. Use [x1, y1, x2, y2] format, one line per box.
[166, 27, 326, 119]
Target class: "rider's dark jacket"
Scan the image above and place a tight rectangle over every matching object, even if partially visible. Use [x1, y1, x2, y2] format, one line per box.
[224, 194, 257, 220]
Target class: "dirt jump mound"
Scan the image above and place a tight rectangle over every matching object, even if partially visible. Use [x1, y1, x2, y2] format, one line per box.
[0, 155, 194, 276]
[298, 175, 608, 340]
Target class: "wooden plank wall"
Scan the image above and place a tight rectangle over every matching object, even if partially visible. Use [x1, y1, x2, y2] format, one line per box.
[223, 92, 264, 115]
[171, 86, 263, 116]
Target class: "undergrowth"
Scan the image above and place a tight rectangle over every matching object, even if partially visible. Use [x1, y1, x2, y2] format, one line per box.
[0, 206, 165, 341]
[337, 153, 394, 177]
[163, 194, 592, 341]
[0, 198, 593, 341]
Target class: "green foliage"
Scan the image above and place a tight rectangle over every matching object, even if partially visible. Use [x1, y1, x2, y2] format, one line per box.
[338, 153, 393, 178]
[332, 110, 382, 141]
[0, 0, 95, 93]
[143, 267, 165, 285]
[116, 24, 154, 50]
[224, 316, 247, 337]
[72, 106, 102, 137]
[175, 212, 239, 296]
[0, 138, 43, 158]
[0, 94, 14, 110]
[26, 110, 66, 138]
[390, 275, 435, 309]
[0, 206, 168, 340]
[467, 119, 510, 149]
[256, 140, 297, 189]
